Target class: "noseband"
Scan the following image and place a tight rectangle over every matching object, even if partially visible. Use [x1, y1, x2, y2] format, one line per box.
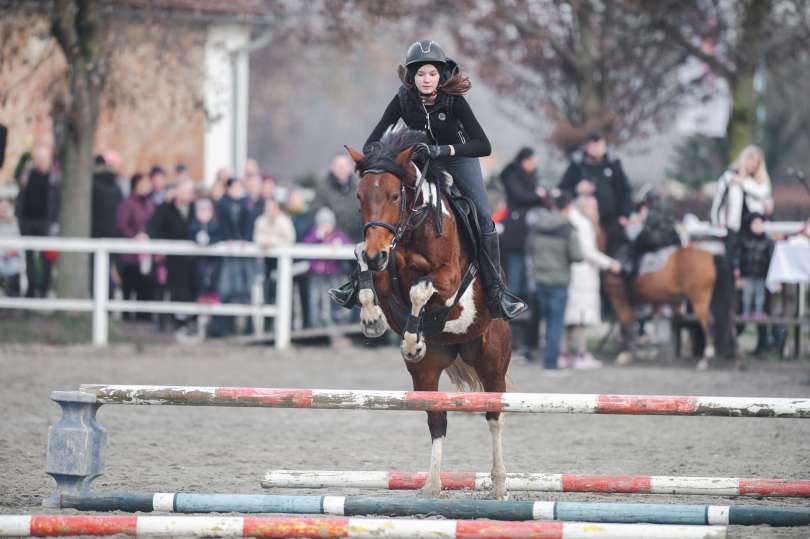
[361, 159, 430, 253]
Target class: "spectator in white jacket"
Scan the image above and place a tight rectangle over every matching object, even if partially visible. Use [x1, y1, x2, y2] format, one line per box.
[561, 195, 621, 369]
[253, 196, 296, 304]
[710, 145, 772, 267]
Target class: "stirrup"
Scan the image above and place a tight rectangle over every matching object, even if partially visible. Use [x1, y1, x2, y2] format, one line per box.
[487, 287, 528, 321]
[329, 280, 359, 309]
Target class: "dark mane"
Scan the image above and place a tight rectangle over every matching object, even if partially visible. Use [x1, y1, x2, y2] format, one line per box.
[357, 125, 427, 179]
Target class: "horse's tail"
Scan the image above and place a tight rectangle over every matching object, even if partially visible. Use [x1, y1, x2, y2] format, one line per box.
[445, 360, 483, 392]
[711, 254, 735, 358]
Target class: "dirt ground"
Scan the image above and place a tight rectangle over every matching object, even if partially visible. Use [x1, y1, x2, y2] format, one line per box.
[1, 342, 809, 538]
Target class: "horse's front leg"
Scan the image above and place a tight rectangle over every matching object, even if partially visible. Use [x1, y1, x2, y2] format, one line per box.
[354, 243, 388, 338]
[401, 277, 435, 363]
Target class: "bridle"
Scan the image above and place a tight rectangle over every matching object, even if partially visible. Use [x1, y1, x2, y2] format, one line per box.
[361, 157, 431, 254]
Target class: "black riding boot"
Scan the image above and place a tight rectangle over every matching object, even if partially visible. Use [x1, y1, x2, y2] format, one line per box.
[329, 266, 360, 309]
[479, 230, 528, 320]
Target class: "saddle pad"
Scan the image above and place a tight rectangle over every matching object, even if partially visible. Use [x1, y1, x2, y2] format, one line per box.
[639, 246, 678, 276]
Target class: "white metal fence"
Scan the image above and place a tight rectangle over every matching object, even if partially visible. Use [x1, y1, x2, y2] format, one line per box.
[0, 220, 805, 348]
[0, 236, 355, 349]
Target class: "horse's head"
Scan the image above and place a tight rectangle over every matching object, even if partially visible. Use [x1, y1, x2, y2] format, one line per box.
[345, 126, 426, 272]
[346, 145, 417, 272]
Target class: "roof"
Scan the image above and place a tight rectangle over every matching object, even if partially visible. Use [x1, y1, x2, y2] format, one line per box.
[121, 0, 267, 17]
[5, 0, 270, 24]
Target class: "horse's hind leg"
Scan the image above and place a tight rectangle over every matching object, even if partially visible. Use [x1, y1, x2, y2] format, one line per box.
[407, 346, 454, 497]
[461, 321, 511, 500]
[691, 295, 713, 370]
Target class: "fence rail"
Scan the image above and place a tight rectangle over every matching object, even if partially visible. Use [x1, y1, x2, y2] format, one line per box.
[0, 236, 355, 349]
[0, 220, 804, 347]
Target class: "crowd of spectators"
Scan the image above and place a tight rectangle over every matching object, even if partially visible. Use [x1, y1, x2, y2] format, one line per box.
[1, 149, 359, 342]
[0, 137, 807, 357]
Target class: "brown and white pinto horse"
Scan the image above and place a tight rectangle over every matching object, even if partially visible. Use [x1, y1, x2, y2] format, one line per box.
[345, 128, 511, 499]
[598, 229, 736, 369]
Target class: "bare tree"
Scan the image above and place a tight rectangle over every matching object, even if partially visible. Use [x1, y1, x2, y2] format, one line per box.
[642, 0, 810, 160]
[447, 0, 692, 152]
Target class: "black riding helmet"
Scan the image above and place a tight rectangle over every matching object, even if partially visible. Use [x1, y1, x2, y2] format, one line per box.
[405, 40, 448, 82]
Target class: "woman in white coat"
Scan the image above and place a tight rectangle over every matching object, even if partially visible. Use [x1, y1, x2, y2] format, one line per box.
[710, 145, 772, 266]
[561, 196, 621, 369]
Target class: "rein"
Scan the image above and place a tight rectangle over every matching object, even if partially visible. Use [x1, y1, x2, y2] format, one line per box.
[361, 157, 431, 252]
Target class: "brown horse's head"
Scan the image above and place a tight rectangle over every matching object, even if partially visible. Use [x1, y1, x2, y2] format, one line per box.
[345, 128, 426, 272]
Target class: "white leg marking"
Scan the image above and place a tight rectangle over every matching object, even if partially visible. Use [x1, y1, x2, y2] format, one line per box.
[401, 280, 434, 363]
[488, 416, 508, 500]
[442, 277, 477, 334]
[705, 344, 716, 359]
[419, 436, 444, 497]
[355, 242, 388, 338]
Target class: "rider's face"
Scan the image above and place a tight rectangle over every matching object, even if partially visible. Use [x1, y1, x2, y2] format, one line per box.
[414, 64, 440, 94]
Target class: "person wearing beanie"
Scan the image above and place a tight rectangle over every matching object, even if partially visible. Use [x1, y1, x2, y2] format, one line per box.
[331, 39, 526, 321]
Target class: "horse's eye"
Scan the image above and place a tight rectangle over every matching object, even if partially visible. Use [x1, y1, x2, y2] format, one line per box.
[391, 193, 400, 203]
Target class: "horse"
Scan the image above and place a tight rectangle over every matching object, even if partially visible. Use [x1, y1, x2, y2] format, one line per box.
[598, 225, 736, 370]
[344, 127, 512, 499]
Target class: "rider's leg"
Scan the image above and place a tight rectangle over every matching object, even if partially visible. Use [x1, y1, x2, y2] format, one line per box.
[441, 156, 527, 320]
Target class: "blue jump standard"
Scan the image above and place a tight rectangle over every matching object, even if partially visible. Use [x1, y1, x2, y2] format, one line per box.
[56, 492, 810, 527]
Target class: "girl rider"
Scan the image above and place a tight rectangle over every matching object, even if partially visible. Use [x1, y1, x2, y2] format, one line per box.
[332, 40, 526, 320]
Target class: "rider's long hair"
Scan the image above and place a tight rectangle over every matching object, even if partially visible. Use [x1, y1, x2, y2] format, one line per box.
[397, 62, 472, 96]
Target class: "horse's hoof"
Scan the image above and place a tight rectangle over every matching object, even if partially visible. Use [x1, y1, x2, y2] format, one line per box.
[362, 316, 387, 338]
[401, 338, 426, 363]
[417, 483, 442, 498]
[696, 358, 710, 371]
[615, 351, 633, 366]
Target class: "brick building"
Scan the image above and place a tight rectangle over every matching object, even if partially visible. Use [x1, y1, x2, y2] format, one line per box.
[0, 0, 267, 186]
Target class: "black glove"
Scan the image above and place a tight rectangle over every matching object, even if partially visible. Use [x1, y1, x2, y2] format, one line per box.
[415, 143, 451, 159]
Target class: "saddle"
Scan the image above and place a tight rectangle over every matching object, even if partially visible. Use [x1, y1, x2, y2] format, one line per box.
[376, 170, 481, 339]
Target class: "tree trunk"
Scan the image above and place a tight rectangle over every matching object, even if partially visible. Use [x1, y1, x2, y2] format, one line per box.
[51, 0, 106, 299]
[56, 67, 99, 298]
[725, 69, 758, 162]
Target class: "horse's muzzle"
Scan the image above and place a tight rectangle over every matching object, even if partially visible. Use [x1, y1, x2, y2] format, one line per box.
[363, 249, 388, 272]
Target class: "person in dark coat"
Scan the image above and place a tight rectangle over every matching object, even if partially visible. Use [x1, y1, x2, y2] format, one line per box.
[214, 178, 254, 335]
[146, 178, 197, 327]
[91, 156, 124, 239]
[559, 132, 632, 257]
[16, 147, 60, 297]
[499, 147, 544, 295]
[287, 188, 314, 328]
[736, 213, 774, 321]
[629, 192, 681, 275]
[311, 155, 363, 242]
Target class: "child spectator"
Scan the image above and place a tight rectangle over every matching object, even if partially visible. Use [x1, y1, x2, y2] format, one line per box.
[0, 188, 22, 298]
[527, 191, 583, 371]
[116, 173, 155, 320]
[215, 178, 253, 335]
[190, 197, 222, 304]
[737, 213, 774, 321]
[304, 207, 350, 330]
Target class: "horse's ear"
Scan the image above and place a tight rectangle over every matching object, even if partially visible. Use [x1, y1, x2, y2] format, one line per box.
[395, 146, 414, 168]
[345, 145, 364, 163]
